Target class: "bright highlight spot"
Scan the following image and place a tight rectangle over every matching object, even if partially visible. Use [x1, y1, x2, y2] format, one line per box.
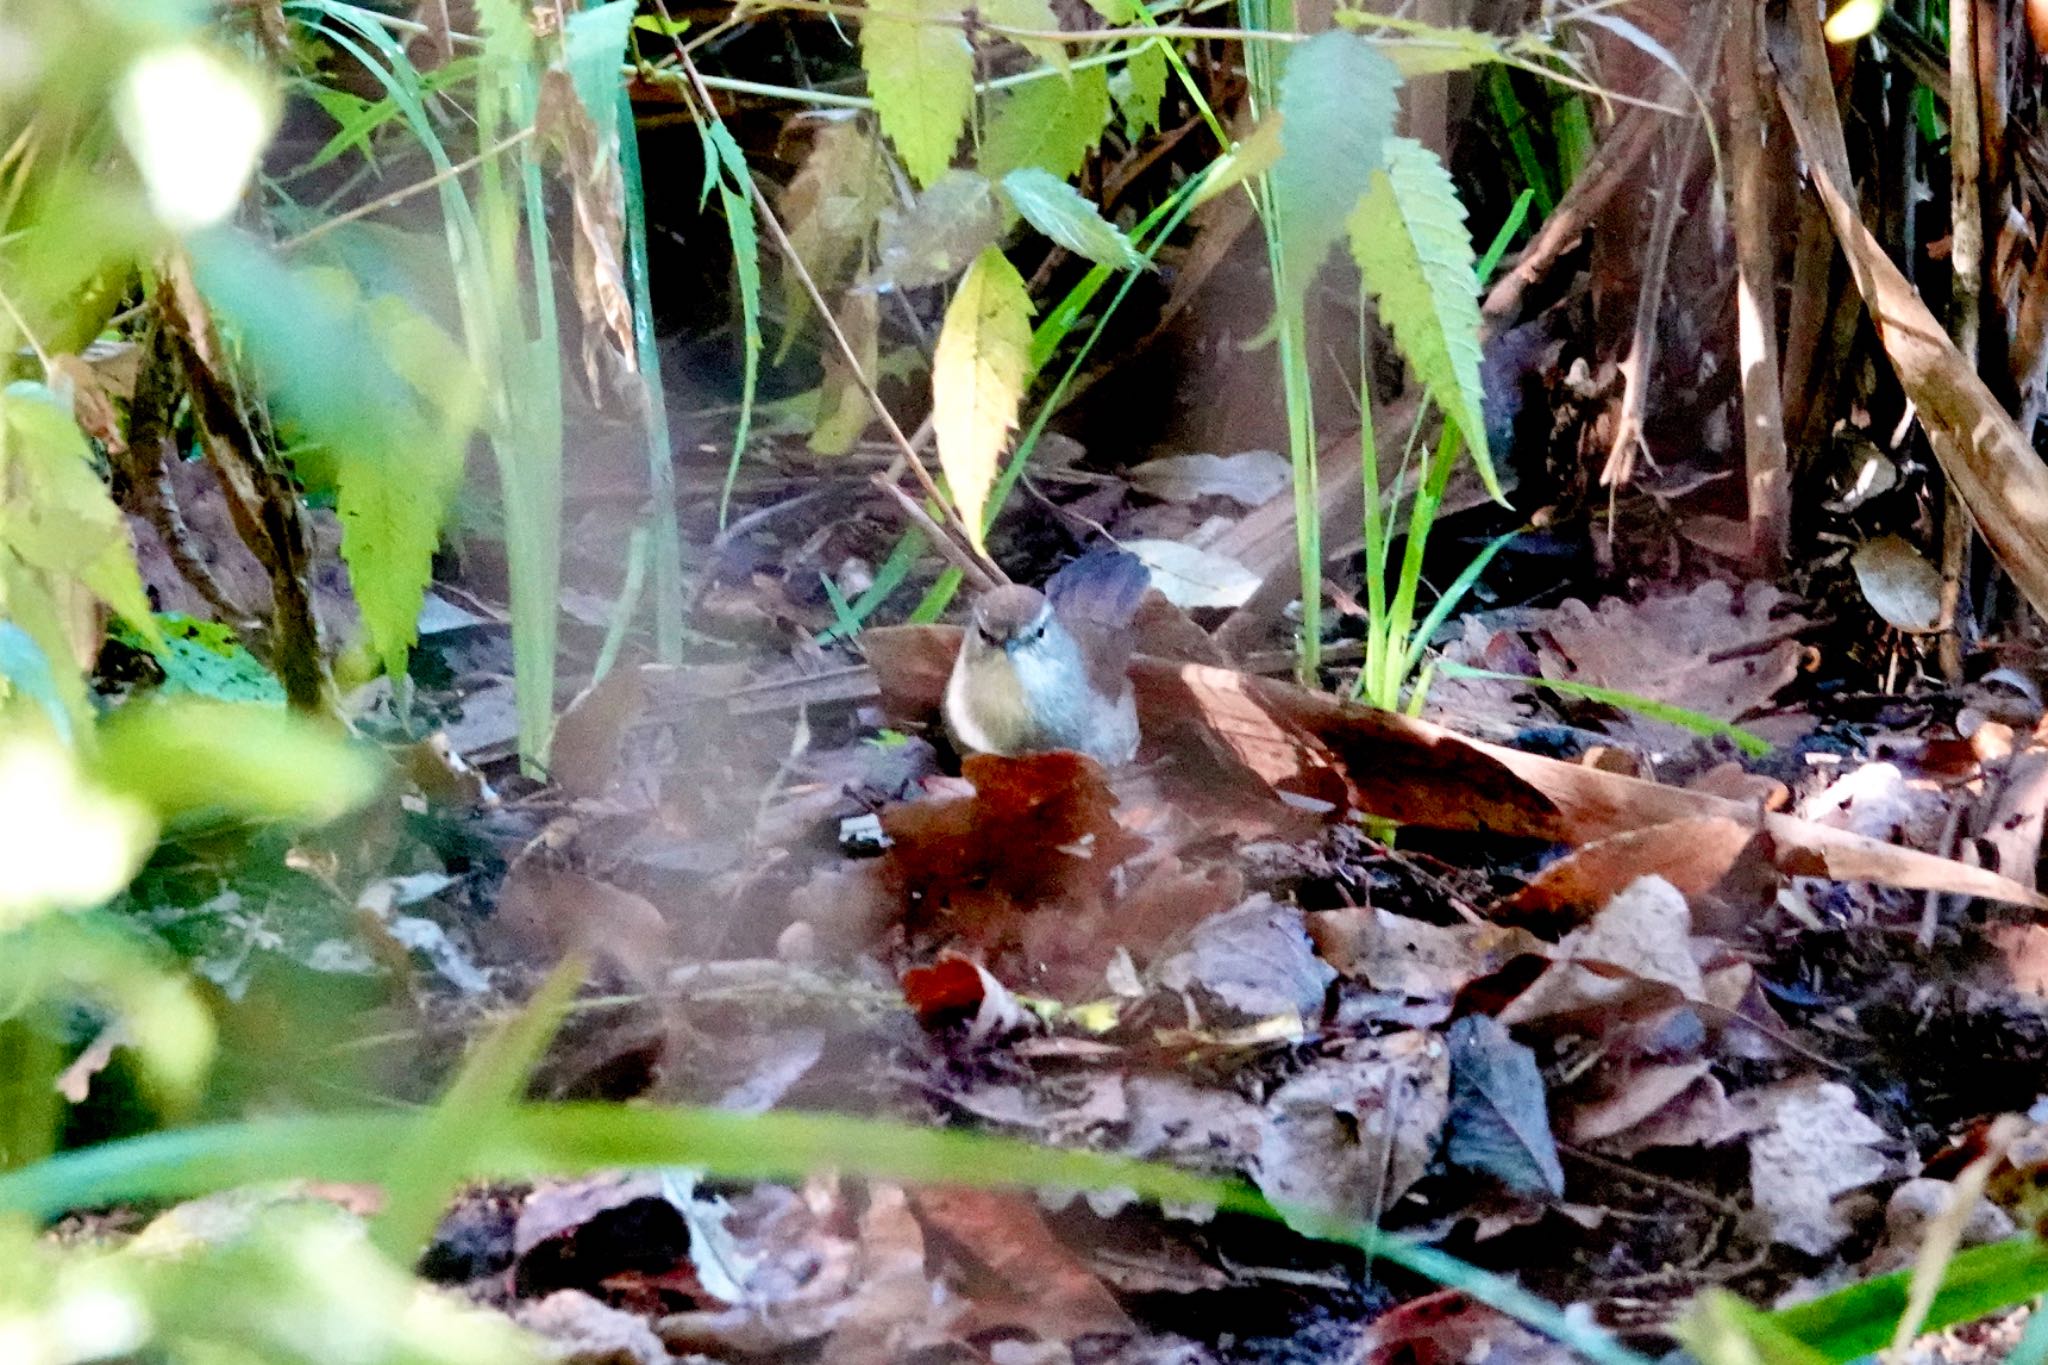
[115, 44, 278, 233]
[1824, 0, 1886, 42]
[0, 734, 157, 924]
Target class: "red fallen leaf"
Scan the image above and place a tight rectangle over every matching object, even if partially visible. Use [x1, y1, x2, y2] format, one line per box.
[880, 751, 1147, 943]
[902, 954, 990, 1024]
[908, 1187, 1132, 1341]
[900, 952, 1030, 1041]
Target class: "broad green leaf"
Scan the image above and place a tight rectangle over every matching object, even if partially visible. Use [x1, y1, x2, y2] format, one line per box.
[860, 0, 974, 186]
[1271, 30, 1401, 293]
[978, 64, 1111, 184]
[699, 119, 764, 523]
[1677, 1290, 1835, 1365]
[110, 615, 285, 705]
[871, 169, 1005, 291]
[1760, 1237, 2048, 1363]
[0, 383, 161, 650]
[776, 119, 892, 359]
[1001, 168, 1145, 269]
[977, 0, 1069, 74]
[933, 247, 1034, 550]
[1111, 38, 1169, 139]
[1347, 135, 1496, 495]
[91, 699, 384, 829]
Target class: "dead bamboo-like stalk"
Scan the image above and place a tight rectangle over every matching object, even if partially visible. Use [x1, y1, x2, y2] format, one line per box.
[1726, 0, 1790, 574]
[1938, 0, 1985, 681]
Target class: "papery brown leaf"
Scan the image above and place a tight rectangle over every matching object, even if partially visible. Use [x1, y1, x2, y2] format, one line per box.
[550, 664, 648, 799]
[1496, 816, 1763, 923]
[908, 1188, 1133, 1340]
[495, 861, 673, 987]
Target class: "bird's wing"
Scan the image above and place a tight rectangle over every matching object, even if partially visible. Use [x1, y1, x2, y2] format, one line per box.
[1047, 549, 1149, 695]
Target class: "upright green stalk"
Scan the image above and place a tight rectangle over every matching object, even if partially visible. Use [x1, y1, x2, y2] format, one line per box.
[1239, 0, 1321, 682]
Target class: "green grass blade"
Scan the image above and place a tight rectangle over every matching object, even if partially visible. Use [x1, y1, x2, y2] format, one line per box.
[0, 1103, 1654, 1365]
[1435, 662, 1773, 756]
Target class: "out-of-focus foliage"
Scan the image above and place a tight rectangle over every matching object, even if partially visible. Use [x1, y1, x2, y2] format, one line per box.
[0, 1201, 538, 1365]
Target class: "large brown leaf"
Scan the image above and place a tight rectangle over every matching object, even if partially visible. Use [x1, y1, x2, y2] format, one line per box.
[861, 626, 2048, 909]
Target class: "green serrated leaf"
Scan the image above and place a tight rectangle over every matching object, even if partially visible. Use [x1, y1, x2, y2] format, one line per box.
[1111, 39, 1168, 139]
[1078, 0, 1135, 21]
[1001, 168, 1145, 269]
[1348, 135, 1497, 497]
[860, 0, 975, 186]
[336, 295, 479, 686]
[978, 64, 1110, 184]
[933, 247, 1034, 552]
[1272, 30, 1402, 293]
[1331, 12, 1509, 77]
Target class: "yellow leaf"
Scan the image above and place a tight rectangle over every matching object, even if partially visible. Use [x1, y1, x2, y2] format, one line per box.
[933, 248, 1034, 550]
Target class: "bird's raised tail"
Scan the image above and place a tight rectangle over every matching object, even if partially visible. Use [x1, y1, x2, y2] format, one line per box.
[1045, 548, 1150, 632]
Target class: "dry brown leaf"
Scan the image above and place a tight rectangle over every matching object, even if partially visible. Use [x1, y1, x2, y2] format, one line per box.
[1309, 908, 1543, 1008]
[908, 1188, 1133, 1341]
[1428, 582, 1807, 755]
[550, 664, 648, 799]
[494, 861, 673, 987]
[1851, 535, 1945, 633]
[1496, 816, 1763, 922]
[1741, 1078, 1893, 1255]
[860, 629, 2048, 910]
[1256, 1032, 1450, 1220]
[535, 69, 636, 402]
[1498, 876, 1702, 1027]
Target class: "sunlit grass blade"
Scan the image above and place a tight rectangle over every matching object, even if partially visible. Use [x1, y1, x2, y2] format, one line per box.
[1435, 662, 1773, 756]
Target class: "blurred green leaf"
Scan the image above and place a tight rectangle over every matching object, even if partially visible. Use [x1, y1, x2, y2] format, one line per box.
[0, 382, 163, 650]
[91, 699, 384, 828]
[0, 736, 157, 926]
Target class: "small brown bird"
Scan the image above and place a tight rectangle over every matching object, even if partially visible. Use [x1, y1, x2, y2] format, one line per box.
[943, 550, 1150, 767]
